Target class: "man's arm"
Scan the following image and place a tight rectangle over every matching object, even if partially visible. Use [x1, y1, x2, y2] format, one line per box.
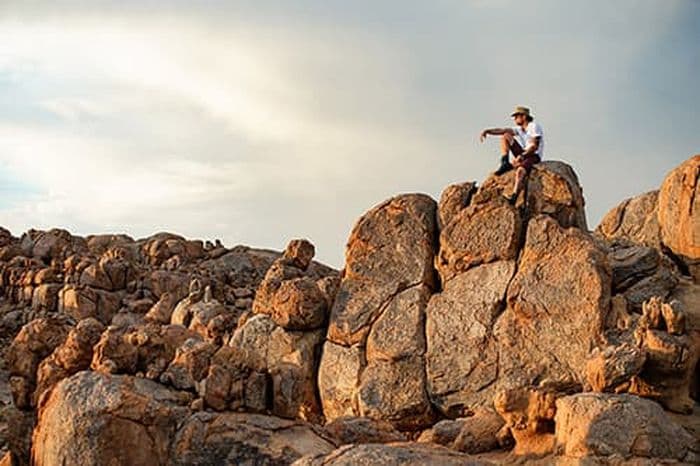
[479, 127, 515, 142]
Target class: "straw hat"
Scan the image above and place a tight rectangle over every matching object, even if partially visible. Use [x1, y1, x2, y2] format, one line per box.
[510, 106, 533, 119]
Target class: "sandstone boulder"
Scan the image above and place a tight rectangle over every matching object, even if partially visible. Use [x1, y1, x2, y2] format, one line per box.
[31, 371, 191, 466]
[496, 215, 611, 391]
[554, 393, 699, 463]
[585, 343, 646, 393]
[58, 285, 122, 325]
[435, 201, 522, 285]
[7, 317, 73, 409]
[326, 194, 437, 346]
[597, 190, 661, 247]
[437, 181, 477, 230]
[474, 160, 587, 230]
[658, 155, 700, 278]
[34, 318, 105, 405]
[426, 261, 514, 415]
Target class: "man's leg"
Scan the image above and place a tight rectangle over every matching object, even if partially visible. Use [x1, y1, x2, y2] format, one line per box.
[495, 134, 521, 176]
[506, 155, 539, 205]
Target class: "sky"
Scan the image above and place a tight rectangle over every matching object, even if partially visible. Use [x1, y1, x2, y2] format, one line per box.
[0, 1, 698, 268]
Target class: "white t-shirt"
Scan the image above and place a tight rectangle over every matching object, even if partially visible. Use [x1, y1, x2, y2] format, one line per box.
[512, 121, 544, 158]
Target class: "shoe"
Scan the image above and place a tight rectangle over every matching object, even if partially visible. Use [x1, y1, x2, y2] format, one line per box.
[494, 161, 513, 176]
[494, 157, 513, 176]
[504, 192, 517, 205]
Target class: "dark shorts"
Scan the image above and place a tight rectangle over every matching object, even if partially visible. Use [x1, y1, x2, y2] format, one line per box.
[509, 139, 541, 172]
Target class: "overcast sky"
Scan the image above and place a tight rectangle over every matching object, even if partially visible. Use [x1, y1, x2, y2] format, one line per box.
[0, 1, 698, 267]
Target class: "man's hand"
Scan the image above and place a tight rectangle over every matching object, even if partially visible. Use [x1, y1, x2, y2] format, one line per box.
[479, 130, 488, 143]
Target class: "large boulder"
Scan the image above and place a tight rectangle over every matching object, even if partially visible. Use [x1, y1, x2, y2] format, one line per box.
[319, 194, 438, 429]
[31, 372, 192, 466]
[658, 155, 700, 279]
[426, 261, 515, 415]
[474, 160, 587, 230]
[597, 190, 661, 247]
[496, 215, 611, 391]
[554, 393, 699, 464]
[326, 194, 438, 346]
[435, 201, 522, 285]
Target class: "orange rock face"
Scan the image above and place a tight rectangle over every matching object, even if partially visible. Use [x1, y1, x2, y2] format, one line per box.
[658, 155, 700, 278]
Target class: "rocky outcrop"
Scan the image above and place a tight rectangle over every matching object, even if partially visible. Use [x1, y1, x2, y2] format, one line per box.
[319, 194, 438, 430]
[2, 155, 700, 465]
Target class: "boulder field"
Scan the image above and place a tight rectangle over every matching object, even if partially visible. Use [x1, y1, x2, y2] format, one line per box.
[1, 156, 699, 465]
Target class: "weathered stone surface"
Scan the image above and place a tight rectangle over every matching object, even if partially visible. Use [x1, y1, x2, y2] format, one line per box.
[494, 387, 557, 456]
[172, 412, 335, 466]
[366, 285, 430, 362]
[435, 201, 522, 284]
[437, 181, 477, 230]
[318, 342, 363, 421]
[357, 356, 433, 430]
[270, 277, 328, 330]
[426, 261, 514, 415]
[228, 313, 277, 371]
[160, 338, 217, 391]
[622, 265, 679, 311]
[323, 416, 405, 445]
[59, 285, 122, 325]
[7, 317, 73, 409]
[628, 297, 698, 413]
[585, 344, 645, 393]
[554, 393, 699, 463]
[294, 442, 490, 466]
[326, 194, 437, 346]
[267, 327, 324, 421]
[452, 408, 508, 454]
[144, 291, 179, 324]
[475, 160, 587, 230]
[497, 215, 611, 391]
[30, 284, 61, 312]
[658, 155, 700, 278]
[606, 242, 660, 291]
[32, 371, 191, 466]
[597, 190, 662, 247]
[283, 239, 316, 270]
[418, 407, 506, 454]
[34, 318, 105, 405]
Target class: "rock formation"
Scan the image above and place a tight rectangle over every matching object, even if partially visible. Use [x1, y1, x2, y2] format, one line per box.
[1, 155, 699, 465]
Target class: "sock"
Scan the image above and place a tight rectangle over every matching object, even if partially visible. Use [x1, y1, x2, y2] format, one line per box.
[500, 155, 510, 165]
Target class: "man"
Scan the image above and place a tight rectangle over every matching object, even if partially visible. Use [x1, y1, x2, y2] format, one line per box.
[479, 106, 544, 204]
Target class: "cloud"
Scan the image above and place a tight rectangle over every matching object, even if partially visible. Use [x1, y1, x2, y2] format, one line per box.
[0, 1, 697, 267]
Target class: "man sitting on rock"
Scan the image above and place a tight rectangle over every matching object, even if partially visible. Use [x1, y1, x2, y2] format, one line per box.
[479, 106, 544, 204]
